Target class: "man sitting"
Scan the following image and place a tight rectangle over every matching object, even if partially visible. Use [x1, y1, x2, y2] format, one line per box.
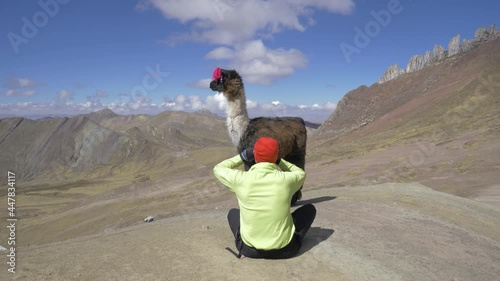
[213, 137, 316, 259]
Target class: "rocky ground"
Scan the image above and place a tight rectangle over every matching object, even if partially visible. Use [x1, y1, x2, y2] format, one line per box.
[3, 183, 499, 281]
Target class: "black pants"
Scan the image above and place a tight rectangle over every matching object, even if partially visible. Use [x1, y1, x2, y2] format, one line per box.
[227, 204, 317, 259]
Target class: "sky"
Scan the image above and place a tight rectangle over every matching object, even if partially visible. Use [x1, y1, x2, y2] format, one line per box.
[0, 0, 498, 122]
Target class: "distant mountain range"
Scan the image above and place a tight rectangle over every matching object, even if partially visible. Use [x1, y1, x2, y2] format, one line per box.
[0, 110, 233, 183]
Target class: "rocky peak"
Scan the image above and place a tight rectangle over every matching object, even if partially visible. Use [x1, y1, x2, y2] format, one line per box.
[378, 64, 405, 84]
[433, 45, 447, 61]
[406, 54, 425, 73]
[448, 34, 461, 57]
[474, 25, 500, 44]
[378, 25, 500, 84]
[87, 108, 118, 123]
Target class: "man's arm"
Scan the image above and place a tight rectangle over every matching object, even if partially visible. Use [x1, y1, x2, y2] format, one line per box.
[213, 155, 244, 192]
[278, 158, 304, 173]
[278, 158, 306, 192]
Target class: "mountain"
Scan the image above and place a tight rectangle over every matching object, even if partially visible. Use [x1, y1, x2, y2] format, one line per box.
[0, 110, 232, 184]
[309, 38, 499, 199]
[0, 115, 155, 183]
[85, 108, 119, 123]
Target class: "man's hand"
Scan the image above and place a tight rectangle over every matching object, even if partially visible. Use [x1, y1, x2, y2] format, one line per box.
[240, 146, 255, 163]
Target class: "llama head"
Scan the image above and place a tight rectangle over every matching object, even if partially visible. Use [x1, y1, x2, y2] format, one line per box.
[209, 68, 244, 101]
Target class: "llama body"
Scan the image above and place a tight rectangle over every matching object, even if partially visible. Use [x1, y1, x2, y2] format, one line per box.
[210, 68, 307, 204]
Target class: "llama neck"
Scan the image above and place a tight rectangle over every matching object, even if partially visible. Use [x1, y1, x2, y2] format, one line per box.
[225, 89, 249, 147]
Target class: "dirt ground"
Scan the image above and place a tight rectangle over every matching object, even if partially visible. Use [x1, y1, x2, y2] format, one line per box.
[2, 183, 499, 281]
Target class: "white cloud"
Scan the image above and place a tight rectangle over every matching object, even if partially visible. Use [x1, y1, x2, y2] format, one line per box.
[6, 77, 42, 89]
[246, 99, 258, 110]
[207, 39, 308, 84]
[4, 77, 41, 97]
[187, 78, 213, 89]
[16, 102, 32, 108]
[57, 90, 73, 102]
[205, 47, 235, 59]
[249, 101, 337, 122]
[141, 0, 354, 85]
[261, 100, 288, 112]
[127, 93, 153, 110]
[323, 101, 337, 110]
[0, 93, 337, 123]
[175, 95, 186, 106]
[5, 89, 36, 97]
[205, 92, 228, 111]
[141, 0, 354, 45]
[189, 95, 204, 110]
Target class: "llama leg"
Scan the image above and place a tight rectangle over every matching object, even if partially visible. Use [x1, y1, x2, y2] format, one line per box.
[289, 152, 305, 205]
[291, 188, 302, 206]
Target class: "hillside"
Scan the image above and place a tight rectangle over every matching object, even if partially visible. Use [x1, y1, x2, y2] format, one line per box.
[308, 38, 500, 202]
[0, 110, 232, 182]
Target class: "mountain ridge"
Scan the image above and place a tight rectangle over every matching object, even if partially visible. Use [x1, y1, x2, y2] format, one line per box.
[379, 25, 499, 83]
[308, 37, 499, 205]
[0, 110, 232, 184]
[316, 38, 499, 141]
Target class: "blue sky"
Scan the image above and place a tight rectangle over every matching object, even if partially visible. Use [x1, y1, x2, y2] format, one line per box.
[1, 0, 498, 122]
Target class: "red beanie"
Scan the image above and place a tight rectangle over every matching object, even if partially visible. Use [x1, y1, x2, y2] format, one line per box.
[254, 137, 279, 163]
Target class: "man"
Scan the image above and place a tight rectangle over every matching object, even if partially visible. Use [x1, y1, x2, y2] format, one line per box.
[213, 137, 316, 259]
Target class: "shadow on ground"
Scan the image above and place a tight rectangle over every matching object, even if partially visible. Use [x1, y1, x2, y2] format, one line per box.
[297, 227, 335, 256]
[295, 196, 337, 206]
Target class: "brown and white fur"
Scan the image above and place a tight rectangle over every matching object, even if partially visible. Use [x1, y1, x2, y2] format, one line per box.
[210, 69, 307, 204]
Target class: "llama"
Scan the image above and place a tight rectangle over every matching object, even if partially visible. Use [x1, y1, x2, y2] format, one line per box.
[209, 67, 307, 205]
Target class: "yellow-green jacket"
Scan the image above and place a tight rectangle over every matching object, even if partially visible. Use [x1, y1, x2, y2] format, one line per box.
[213, 155, 306, 250]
